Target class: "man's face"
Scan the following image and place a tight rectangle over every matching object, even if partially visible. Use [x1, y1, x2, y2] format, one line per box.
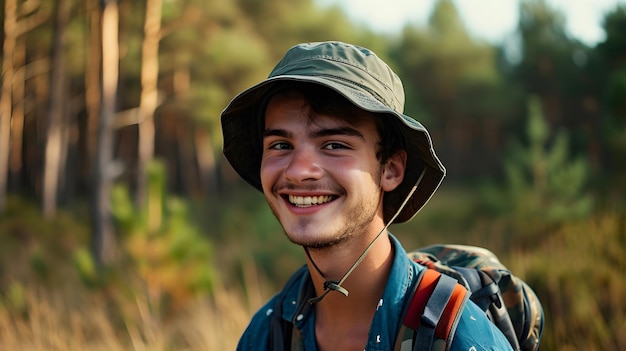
[260, 91, 397, 249]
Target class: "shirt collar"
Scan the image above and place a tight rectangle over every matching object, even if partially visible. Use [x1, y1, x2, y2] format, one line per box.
[280, 234, 421, 349]
[366, 233, 417, 349]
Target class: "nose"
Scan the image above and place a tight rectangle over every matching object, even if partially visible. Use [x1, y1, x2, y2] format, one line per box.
[284, 147, 323, 183]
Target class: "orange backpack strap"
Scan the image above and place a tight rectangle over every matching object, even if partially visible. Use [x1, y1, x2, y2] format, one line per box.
[399, 269, 470, 351]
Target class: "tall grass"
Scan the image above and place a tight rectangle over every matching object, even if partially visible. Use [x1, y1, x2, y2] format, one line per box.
[0, 196, 258, 350]
[0, 280, 254, 350]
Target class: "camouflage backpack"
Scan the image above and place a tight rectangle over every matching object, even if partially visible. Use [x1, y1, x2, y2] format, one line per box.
[397, 244, 544, 351]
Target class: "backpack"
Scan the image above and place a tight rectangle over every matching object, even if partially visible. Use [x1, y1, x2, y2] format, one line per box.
[399, 244, 544, 351]
[268, 244, 544, 351]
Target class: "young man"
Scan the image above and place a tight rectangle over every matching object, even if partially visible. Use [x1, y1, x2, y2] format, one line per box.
[221, 41, 512, 351]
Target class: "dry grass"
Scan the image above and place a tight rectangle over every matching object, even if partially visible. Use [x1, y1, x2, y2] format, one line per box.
[0, 285, 125, 350]
[0, 281, 255, 350]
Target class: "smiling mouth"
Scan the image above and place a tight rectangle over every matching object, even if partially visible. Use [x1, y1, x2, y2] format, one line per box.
[287, 195, 335, 207]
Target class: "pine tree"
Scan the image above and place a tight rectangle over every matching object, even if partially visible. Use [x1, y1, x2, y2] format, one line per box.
[490, 96, 594, 224]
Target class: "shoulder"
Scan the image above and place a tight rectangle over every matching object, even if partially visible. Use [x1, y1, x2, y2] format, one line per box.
[237, 266, 310, 351]
[236, 294, 278, 351]
[450, 300, 514, 351]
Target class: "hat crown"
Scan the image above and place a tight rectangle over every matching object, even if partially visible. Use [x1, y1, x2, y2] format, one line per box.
[270, 42, 405, 113]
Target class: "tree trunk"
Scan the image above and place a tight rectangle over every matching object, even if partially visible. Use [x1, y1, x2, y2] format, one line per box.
[0, 0, 17, 213]
[195, 128, 218, 194]
[9, 40, 25, 192]
[136, 0, 162, 209]
[43, 0, 71, 218]
[91, 0, 119, 268]
[84, 0, 102, 187]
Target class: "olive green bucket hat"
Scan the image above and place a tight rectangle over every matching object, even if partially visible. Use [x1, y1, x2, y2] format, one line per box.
[221, 41, 445, 223]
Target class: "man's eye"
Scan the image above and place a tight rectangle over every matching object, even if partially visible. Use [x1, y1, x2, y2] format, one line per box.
[323, 142, 349, 150]
[269, 142, 291, 150]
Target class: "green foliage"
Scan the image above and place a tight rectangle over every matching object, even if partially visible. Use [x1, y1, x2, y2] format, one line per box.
[204, 187, 303, 287]
[390, 0, 512, 182]
[428, 0, 470, 40]
[518, 0, 568, 48]
[29, 251, 49, 282]
[111, 160, 218, 308]
[0, 197, 90, 286]
[72, 247, 99, 288]
[514, 213, 626, 350]
[597, 4, 626, 58]
[603, 68, 626, 180]
[188, 29, 271, 139]
[0, 281, 28, 316]
[483, 96, 594, 225]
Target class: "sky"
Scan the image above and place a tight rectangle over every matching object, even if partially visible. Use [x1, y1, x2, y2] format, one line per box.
[316, 0, 626, 46]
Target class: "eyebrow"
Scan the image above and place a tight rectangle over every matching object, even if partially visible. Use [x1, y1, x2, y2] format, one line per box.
[311, 127, 364, 140]
[263, 127, 364, 140]
[263, 129, 291, 138]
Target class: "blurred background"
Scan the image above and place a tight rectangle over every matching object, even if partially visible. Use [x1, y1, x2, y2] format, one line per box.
[0, 0, 624, 349]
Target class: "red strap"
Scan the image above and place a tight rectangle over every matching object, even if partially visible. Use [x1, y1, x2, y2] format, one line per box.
[414, 259, 437, 270]
[403, 269, 468, 341]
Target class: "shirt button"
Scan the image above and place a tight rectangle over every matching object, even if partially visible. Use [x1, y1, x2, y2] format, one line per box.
[296, 314, 304, 321]
[266, 308, 273, 316]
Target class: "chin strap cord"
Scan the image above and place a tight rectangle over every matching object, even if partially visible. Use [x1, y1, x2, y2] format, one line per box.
[307, 184, 418, 305]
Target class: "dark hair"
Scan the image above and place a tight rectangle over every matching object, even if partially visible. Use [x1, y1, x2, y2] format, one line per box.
[262, 82, 404, 166]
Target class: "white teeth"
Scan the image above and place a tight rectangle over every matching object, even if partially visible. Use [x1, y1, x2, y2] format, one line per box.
[288, 195, 333, 207]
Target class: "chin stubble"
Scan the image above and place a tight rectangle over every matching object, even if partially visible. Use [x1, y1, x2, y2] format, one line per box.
[267, 193, 378, 249]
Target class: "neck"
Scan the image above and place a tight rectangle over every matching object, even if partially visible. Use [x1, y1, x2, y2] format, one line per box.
[305, 233, 395, 350]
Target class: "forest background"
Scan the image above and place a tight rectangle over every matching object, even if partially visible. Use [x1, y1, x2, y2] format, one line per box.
[0, 0, 625, 349]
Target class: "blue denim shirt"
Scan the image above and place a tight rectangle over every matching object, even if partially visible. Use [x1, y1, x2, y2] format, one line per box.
[237, 235, 513, 350]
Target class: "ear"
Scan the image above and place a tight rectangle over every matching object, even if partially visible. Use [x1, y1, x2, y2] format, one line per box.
[381, 150, 406, 192]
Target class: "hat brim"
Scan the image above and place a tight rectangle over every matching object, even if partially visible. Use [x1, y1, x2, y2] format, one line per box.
[221, 75, 445, 223]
